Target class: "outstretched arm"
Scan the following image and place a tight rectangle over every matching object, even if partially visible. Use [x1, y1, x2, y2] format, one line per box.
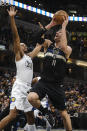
[28, 44, 43, 59]
[28, 38, 52, 58]
[7, 7, 23, 60]
[33, 18, 58, 44]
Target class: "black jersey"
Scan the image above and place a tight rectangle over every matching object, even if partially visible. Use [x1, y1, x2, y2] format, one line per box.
[41, 43, 67, 83]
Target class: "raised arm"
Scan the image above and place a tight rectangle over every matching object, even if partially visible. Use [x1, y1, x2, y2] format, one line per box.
[45, 18, 58, 30]
[62, 19, 72, 58]
[33, 18, 58, 45]
[7, 7, 23, 60]
[61, 18, 68, 47]
[28, 44, 43, 59]
[58, 18, 72, 58]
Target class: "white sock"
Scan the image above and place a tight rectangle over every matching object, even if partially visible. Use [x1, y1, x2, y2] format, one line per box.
[28, 124, 36, 131]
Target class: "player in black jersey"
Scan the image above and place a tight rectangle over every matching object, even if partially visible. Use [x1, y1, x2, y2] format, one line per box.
[28, 17, 72, 131]
[0, 7, 58, 131]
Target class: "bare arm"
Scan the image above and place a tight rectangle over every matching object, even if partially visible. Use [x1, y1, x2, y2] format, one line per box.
[39, 17, 58, 30]
[45, 18, 58, 30]
[28, 44, 43, 59]
[36, 19, 58, 41]
[28, 38, 52, 58]
[61, 26, 72, 58]
[43, 39, 52, 53]
[38, 22, 45, 39]
[59, 18, 68, 50]
[7, 7, 23, 60]
[58, 18, 72, 58]
[59, 30, 72, 58]
[65, 46, 72, 59]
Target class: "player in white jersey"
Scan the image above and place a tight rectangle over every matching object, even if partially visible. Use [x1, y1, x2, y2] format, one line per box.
[0, 7, 42, 131]
[0, 7, 58, 131]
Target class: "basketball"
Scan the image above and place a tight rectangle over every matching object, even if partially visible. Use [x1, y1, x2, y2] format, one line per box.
[53, 10, 68, 25]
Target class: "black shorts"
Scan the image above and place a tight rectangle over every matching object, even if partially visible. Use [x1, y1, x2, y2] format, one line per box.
[30, 79, 66, 110]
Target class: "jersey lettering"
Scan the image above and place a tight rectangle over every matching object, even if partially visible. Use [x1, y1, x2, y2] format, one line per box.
[52, 55, 56, 66]
[25, 60, 33, 69]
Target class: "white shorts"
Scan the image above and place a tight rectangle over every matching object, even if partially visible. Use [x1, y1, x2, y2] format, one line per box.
[10, 82, 33, 112]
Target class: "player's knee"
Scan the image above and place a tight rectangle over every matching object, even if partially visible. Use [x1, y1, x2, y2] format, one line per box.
[28, 92, 34, 103]
[28, 92, 39, 104]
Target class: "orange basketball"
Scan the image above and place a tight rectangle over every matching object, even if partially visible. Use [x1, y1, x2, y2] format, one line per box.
[53, 10, 68, 25]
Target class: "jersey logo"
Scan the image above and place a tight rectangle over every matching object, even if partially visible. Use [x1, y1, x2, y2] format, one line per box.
[25, 60, 33, 69]
[10, 97, 16, 104]
[53, 48, 59, 55]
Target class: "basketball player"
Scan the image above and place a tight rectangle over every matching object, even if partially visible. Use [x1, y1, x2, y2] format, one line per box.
[28, 17, 72, 131]
[0, 7, 58, 131]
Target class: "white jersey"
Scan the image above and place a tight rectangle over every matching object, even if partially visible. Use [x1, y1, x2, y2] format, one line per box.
[16, 54, 33, 86]
[10, 54, 33, 112]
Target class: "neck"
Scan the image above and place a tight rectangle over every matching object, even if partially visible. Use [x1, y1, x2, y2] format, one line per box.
[55, 42, 61, 48]
[24, 51, 29, 54]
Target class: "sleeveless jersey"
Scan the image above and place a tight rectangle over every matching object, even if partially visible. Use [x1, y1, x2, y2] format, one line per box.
[15, 54, 33, 86]
[41, 43, 67, 83]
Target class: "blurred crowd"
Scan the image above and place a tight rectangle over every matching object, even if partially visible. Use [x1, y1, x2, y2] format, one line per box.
[70, 35, 87, 60]
[64, 78, 87, 116]
[0, 70, 15, 113]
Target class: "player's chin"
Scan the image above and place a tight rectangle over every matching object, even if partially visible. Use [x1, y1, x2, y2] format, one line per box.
[54, 38, 60, 43]
[25, 48, 28, 51]
[54, 37, 58, 41]
[54, 37, 56, 41]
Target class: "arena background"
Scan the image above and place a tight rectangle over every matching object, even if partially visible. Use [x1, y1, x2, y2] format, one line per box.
[0, 0, 87, 130]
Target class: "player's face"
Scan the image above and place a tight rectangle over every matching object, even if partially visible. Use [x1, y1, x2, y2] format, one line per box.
[54, 30, 61, 43]
[21, 43, 28, 52]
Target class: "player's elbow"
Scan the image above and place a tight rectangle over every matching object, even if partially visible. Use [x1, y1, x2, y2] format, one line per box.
[66, 46, 72, 58]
